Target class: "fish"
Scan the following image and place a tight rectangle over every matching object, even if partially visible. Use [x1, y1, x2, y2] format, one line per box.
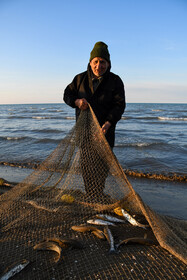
[34, 241, 62, 263]
[25, 200, 60, 212]
[45, 238, 84, 249]
[71, 225, 106, 240]
[116, 237, 159, 248]
[96, 214, 126, 224]
[121, 209, 149, 229]
[0, 259, 30, 280]
[91, 230, 106, 240]
[87, 219, 116, 226]
[71, 225, 101, 233]
[104, 226, 117, 254]
[77, 198, 125, 211]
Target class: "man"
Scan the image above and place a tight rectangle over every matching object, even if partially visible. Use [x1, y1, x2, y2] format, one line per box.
[63, 41, 125, 196]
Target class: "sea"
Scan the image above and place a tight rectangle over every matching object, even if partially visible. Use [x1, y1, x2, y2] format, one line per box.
[0, 103, 186, 218]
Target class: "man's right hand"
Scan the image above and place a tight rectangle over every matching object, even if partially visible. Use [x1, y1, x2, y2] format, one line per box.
[75, 98, 88, 110]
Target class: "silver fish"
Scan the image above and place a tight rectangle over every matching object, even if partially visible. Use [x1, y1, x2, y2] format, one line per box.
[87, 219, 116, 226]
[96, 214, 126, 224]
[0, 259, 30, 280]
[121, 209, 149, 229]
[104, 226, 117, 254]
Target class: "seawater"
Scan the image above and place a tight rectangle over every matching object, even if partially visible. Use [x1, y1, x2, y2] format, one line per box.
[0, 103, 187, 177]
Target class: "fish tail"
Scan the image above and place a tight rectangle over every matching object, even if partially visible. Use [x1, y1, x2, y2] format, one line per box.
[109, 247, 117, 254]
[115, 243, 120, 249]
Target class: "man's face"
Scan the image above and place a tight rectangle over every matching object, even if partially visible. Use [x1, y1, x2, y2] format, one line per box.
[90, 57, 109, 77]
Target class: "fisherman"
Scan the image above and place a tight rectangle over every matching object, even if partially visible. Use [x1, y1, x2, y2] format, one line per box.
[63, 41, 126, 196]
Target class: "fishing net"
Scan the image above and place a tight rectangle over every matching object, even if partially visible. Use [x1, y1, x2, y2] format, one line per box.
[0, 105, 186, 279]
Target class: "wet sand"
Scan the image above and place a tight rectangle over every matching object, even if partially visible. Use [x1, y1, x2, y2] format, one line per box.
[128, 177, 187, 220]
[0, 165, 186, 220]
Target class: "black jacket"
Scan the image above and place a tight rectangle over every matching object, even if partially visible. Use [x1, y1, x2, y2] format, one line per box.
[63, 65, 125, 147]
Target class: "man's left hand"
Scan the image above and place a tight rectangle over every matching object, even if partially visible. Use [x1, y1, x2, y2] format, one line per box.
[101, 121, 111, 134]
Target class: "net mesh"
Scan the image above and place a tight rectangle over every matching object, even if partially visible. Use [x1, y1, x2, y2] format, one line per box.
[0, 105, 186, 279]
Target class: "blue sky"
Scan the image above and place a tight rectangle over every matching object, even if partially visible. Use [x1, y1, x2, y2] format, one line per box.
[0, 0, 187, 104]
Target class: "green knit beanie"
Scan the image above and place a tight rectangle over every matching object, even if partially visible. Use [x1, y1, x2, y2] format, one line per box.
[90, 41, 110, 63]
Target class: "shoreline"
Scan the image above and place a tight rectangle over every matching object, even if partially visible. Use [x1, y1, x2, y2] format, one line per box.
[0, 161, 186, 182]
[0, 164, 186, 220]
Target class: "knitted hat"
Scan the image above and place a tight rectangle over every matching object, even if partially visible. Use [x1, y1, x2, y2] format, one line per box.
[90, 41, 110, 63]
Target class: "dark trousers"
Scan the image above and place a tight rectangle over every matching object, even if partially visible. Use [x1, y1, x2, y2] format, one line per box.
[80, 143, 109, 196]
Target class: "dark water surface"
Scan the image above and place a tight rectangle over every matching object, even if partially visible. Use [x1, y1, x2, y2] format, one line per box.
[0, 103, 186, 177]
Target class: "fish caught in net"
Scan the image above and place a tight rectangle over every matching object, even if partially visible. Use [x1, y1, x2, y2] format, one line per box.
[0, 105, 186, 279]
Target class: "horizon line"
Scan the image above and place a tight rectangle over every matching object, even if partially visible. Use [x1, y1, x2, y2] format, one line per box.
[0, 101, 187, 106]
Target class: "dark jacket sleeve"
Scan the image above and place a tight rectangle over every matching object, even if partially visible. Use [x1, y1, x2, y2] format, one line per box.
[63, 73, 86, 108]
[63, 75, 78, 108]
[105, 75, 126, 126]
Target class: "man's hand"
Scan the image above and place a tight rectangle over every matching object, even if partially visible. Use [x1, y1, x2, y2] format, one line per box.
[75, 98, 88, 110]
[101, 121, 111, 134]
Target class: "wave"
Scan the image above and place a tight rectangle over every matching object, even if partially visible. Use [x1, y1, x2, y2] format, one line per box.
[48, 109, 63, 112]
[8, 115, 27, 119]
[65, 116, 75, 120]
[0, 136, 61, 144]
[158, 117, 187, 121]
[122, 115, 187, 122]
[125, 169, 186, 182]
[115, 142, 187, 153]
[0, 161, 186, 182]
[121, 116, 157, 121]
[115, 142, 158, 148]
[174, 110, 187, 113]
[34, 138, 61, 144]
[8, 115, 75, 120]
[32, 116, 51, 119]
[0, 136, 29, 141]
[0, 135, 60, 142]
[121, 116, 129, 120]
[133, 143, 150, 147]
[31, 129, 63, 134]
